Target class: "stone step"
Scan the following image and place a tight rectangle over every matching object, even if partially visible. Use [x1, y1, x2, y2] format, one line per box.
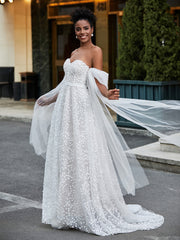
[131, 142, 180, 173]
[159, 133, 180, 153]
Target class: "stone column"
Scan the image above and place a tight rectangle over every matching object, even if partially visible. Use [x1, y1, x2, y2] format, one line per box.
[94, 0, 109, 72]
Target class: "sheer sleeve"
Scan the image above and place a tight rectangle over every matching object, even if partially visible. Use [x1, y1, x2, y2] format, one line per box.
[29, 79, 65, 157]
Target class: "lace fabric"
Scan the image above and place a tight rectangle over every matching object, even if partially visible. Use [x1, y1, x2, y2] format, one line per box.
[28, 58, 174, 235]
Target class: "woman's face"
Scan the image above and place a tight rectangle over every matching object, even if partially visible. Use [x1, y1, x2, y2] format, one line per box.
[74, 19, 93, 44]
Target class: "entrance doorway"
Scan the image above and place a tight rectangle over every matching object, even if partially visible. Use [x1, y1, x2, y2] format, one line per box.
[48, 1, 123, 90]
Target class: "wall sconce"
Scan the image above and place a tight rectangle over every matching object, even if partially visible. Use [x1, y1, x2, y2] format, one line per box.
[0, 0, 13, 4]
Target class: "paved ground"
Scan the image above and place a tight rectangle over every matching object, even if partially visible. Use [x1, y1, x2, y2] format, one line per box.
[0, 99, 34, 122]
[0, 119, 180, 240]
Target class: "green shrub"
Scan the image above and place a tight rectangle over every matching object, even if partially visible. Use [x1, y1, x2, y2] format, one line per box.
[116, 0, 180, 81]
[143, 0, 180, 81]
[116, 0, 145, 80]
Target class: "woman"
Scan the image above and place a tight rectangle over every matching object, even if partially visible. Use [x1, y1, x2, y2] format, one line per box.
[30, 7, 174, 236]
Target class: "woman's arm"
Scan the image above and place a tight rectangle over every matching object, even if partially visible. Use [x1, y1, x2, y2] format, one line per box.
[92, 47, 119, 100]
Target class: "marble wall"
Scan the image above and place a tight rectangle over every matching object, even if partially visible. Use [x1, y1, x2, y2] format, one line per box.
[31, 0, 52, 95]
[95, 0, 109, 72]
[0, 4, 14, 67]
[0, 0, 32, 83]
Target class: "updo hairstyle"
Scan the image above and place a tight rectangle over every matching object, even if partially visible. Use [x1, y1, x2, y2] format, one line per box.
[71, 7, 96, 27]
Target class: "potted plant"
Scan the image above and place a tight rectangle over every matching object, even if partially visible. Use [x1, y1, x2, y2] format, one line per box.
[114, 0, 180, 128]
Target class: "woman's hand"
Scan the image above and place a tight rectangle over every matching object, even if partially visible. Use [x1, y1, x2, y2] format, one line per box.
[37, 93, 58, 106]
[107, 89, 120, 100]
[37, 96, 50, 106]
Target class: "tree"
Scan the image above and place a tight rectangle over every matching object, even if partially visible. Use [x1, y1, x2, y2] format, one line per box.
[143, 0, 180, 81]
[116, 0, 145, 80]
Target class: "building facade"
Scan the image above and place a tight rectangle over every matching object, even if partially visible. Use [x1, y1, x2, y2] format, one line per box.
[0, 0, 180, 97]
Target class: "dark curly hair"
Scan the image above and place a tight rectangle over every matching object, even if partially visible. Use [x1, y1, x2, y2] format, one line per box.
[71, 7, 96, 27]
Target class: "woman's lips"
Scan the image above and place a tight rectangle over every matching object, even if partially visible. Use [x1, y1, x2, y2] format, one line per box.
[79, 35, 88, 39]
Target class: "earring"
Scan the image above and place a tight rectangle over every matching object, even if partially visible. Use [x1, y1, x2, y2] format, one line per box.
[91, 33, 93, 37]
[76, 35, 78, 39]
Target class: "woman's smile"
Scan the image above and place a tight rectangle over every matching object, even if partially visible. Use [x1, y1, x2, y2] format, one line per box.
[79, 35, 88, 40]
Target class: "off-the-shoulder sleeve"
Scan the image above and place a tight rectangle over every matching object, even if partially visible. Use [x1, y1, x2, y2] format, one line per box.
[87, 68, 180, 147]
[89, 68, 109, 88]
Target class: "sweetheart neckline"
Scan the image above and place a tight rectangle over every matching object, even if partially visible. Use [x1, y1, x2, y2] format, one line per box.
[67, 58, 90, 68]
[65, 58, 107, 75]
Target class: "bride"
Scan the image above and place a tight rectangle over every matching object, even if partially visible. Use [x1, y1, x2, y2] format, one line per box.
[29, 7, 169, 236]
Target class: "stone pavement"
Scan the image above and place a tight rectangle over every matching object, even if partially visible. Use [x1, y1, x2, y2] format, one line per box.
[0, 119, 180, 240]
[0, 98, 34, 122]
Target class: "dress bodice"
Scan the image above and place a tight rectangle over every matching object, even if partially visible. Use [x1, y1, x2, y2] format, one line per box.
[63, 58, 89, 86]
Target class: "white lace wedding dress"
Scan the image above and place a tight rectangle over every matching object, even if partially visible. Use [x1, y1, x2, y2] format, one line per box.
[32, 58, 164, 236]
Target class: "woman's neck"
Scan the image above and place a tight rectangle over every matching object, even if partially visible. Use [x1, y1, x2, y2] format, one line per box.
[80, 40, 93, 49]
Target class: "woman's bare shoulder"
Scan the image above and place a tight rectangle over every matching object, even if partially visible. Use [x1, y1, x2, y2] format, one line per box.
[92, 45, 102, 55]
[71, 48, 79, 57]
[91, 46, 103, 69]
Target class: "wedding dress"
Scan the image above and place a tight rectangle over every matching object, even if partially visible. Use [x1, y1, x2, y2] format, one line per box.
[30, 58, 180, 236]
